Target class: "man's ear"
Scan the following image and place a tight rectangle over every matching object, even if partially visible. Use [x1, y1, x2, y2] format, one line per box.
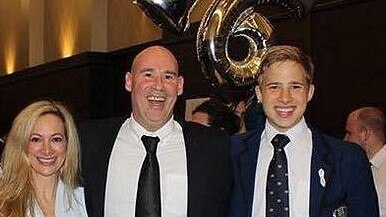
[177, 76, 184, 96]
[255, 85, 262, 102]
[125, 72, 132, 92]
[363, 128, 371, 142]
[307, 84, 315, 102]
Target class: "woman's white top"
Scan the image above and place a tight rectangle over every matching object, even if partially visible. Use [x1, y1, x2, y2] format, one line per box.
[28, 180, 88, 217]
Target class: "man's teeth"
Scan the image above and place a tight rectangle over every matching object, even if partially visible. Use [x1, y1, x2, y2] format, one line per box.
[276, 107, 294, 112]
[148, 96, 165, 101]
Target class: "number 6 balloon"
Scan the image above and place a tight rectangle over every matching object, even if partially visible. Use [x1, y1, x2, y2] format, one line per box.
[133, 0, 317, 87]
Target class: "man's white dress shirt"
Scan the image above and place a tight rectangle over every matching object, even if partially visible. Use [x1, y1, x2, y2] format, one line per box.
[105, 116, 188, 217]
[370, 144, 386, 217]
[252, 118, 312, 216]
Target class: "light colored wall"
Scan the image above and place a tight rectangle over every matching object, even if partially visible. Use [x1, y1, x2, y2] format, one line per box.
[0, 0, 209, 75]
[44, 0, 91, 62]
[107, 0, 162, 51]
[29, 0, 45, 67]
[91, 0, 108, 51]
[0, 0, 29, 75]
[106, 0, 213, 51]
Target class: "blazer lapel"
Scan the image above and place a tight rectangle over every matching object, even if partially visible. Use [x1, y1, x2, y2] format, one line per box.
[235, 127, 263, 217]
[180, 121, 197, 217]
[309, 130, 333, 217]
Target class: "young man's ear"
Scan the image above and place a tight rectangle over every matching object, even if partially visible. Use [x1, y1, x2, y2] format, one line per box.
[307, 84, 315, 102]
[255, 85, 262, 103]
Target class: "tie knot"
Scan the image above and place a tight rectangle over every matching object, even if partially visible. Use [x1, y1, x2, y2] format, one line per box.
[141, 135, 160, 154]
[271, 134, 290, 149]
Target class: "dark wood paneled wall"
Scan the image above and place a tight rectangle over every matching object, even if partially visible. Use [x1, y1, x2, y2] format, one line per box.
[0, 52, 120, 134]
[0, 0, 385, 138]
[309, 0, 386, 137]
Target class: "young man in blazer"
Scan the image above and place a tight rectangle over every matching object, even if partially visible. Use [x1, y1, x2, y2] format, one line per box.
[80, 46, 232, 217]
[230, 45, 379, 217]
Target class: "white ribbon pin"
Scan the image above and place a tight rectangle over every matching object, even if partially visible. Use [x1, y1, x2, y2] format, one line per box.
[318, 168, 326, 187]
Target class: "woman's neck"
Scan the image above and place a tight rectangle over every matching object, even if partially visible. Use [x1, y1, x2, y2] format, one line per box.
[32, 175, 59, 217]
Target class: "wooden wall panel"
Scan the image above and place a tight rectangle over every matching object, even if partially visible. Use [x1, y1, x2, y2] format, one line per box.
[309, 0, 386, 137]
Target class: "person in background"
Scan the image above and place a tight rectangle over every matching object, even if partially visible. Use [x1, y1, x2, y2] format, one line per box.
[212, 85, 266, 133]
[80, 45, 232, 217]
[0, 100, 88, 217]
[344, 106, 386, 217]
[212, 85, 249, 133]
[191, 99, 241, 135]
[230, 45, 379, 217]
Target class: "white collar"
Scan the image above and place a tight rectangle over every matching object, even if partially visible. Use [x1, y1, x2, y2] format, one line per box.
[265, 117, 309, 144]
[129, 115, 176, 143]
[370, 144, 386, 168]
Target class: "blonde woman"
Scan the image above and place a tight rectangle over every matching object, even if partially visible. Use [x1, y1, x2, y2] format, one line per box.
[0, 100, 88, 217]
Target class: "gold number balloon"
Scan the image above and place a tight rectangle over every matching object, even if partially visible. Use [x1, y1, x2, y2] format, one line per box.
[133, 0, 316, 87]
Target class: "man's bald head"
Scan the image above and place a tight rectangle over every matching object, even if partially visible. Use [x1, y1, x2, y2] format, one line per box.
[354, 107, 385, 142]
[344, 106, 385, 158]
[131, 46, 179, 73]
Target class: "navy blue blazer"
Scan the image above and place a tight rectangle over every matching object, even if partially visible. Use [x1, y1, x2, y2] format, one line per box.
[230, 120, 379, 217]
[80, 117, 232, 217]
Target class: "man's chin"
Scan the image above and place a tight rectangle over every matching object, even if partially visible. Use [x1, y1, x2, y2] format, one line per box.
[270, 120, 298, 132]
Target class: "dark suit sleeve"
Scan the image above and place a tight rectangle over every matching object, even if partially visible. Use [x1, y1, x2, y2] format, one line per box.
[342, 144, 379, 217]
[79, 117, 125, 217]
[183, 122, 233, 217]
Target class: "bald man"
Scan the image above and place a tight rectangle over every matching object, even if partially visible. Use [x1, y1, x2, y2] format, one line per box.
[344, 106, 386, 217]
[80, 46, 232, 217]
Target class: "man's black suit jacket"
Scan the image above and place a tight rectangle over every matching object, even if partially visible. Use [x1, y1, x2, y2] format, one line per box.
[79, 117, 232, 217]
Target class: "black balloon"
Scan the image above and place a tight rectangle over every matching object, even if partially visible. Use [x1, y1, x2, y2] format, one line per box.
[133, 0, 197, 33]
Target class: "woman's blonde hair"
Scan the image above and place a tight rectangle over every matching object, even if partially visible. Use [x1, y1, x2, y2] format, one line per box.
[0, 100, 81, 217]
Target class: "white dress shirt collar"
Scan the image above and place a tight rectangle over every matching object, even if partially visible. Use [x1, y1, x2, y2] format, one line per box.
[265, 117, 309, 145]
[371, 144, 386, 168]
[129, 114, 176, 144]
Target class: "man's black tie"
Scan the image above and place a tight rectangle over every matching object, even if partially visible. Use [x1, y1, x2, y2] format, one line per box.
[136, 135, 161, 217]
[266, 134, 291, 217]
